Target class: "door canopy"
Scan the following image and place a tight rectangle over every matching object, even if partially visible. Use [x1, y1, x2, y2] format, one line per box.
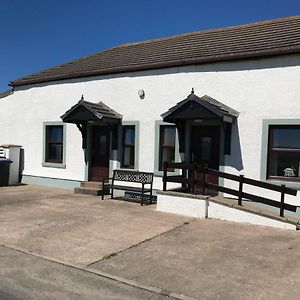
[61, 96, 122, 125]
[161, 89, 239, 124]
[161, 90, 239, 153]
[61, 96, 122, 148]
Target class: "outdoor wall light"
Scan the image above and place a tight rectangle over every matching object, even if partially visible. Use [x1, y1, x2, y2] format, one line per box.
[138, 89, 145, 99]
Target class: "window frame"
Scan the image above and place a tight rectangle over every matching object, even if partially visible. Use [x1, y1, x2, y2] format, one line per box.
[159, 125, 176, 171]
[260, 119, 300, 187]
[121, 125, 136, 169]
[42, 121, 66, 168]
[154, 120, 180, 176]
[267, 125, 300, 182]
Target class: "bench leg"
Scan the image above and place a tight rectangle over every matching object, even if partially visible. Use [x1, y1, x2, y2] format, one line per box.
[141, 192, 144, 206]
[111, 188, 114, 199]
[141, 183, 146, 206]
[150, 190, 153, 204]
[102, 179, 105, 200]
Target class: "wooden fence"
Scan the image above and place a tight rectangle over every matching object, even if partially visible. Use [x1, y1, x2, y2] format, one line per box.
[162, 162, 298, 217]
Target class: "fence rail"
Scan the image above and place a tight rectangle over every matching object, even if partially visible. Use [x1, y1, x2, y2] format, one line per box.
[162, 162, 298, 217]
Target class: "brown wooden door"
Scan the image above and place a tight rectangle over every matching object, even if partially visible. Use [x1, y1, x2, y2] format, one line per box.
[190, 126, 220, 195]
[90, 126, 110, 181]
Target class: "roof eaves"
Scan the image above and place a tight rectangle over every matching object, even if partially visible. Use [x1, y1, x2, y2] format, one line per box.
[0, 89, 13, 99]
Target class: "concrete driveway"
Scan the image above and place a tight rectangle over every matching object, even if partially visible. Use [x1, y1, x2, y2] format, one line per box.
[0, 185, 190, 266]
[92, 219, 300, 299]
[1, 185, 300, 299]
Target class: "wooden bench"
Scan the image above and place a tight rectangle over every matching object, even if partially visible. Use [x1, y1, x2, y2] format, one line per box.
[102, 170, 154, 205]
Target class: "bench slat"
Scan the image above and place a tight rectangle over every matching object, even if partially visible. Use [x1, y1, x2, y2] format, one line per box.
[107, 184, 152, 193]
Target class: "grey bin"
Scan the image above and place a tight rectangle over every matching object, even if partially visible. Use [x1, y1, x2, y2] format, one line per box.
[0, 158, 12, 186]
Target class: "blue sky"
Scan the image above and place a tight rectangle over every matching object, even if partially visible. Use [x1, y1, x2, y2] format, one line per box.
[0, 0, 300, 91]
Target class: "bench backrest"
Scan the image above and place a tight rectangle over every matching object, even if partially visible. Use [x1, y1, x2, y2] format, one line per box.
[113, 170, 153, 184]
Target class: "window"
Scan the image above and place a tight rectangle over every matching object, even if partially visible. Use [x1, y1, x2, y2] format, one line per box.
[45, 125, 63, 163]
[159, 125, 176, 170]
[154, 121, 179, 176]
[122, 126, 135, 168]
[267, 125, 300, 181]
[43, 122, 66, 168]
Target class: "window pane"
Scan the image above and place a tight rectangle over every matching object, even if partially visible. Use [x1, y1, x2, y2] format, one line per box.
[124, 127, 135, 145]
[45, 125, 64, 163]
[122, 126, 135, 168]
[272, 128, 300, 149]
[48, 126, 63, 142]
[161, 148, 175, 165]
[159, 125, 176, 170]
[47, 144, 63, 162]
[269, 152, 300, 178]
[162, 127, 176, 147]
[123, 147, 134, 168]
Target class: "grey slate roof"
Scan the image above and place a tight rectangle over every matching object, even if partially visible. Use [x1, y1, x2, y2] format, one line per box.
[198, 95, 239, 118]
[10, 15, 300, 87]
[61, 99, 122, 123]
[161, 92, 239, 122]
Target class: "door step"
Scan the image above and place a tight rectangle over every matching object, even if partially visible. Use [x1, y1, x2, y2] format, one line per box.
[74, 181, 108, 196]
[80, 181, 103, 189]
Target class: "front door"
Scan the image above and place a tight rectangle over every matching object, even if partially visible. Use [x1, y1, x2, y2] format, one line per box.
[90, 126, 110, 181]
[190, 126, 220, 195]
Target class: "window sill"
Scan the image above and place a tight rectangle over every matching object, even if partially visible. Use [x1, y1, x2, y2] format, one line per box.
[268, 176, 300, 183]
[42, 162, 66, 169]
[266, 178, 300, 190]
[117, 167, 139, 171]
[154, 170, 180, 177]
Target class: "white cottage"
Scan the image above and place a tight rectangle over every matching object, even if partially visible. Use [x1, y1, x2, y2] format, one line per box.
[1, 16, 300, 215]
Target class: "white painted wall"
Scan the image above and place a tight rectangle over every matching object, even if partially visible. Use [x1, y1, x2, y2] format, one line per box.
[0, 53, 300, 196]
[208, 201, 295, 230]
[157, 193, 207, 218]
[156, 193, 296, 230]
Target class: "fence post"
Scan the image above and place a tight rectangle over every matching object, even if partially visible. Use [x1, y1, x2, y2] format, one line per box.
[202, 163, 208, 195]
[163, 162, 167, 191]
[182, 165, 187, 190]
[280, 184, 286, 217]
[238, 175, 244, 206]
[191, 163, 196, 194]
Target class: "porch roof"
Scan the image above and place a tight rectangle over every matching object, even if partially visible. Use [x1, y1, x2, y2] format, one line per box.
[61, 98, 122, 125]
[161, 91, 239, 123]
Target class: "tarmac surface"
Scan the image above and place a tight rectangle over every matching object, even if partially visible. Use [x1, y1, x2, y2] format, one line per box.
[1, 185, 300, 299]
